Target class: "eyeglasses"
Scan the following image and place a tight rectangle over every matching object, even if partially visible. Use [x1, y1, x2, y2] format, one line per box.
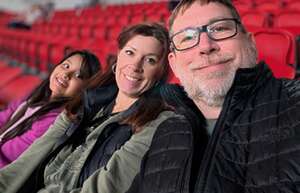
[170, 18, 241, 51]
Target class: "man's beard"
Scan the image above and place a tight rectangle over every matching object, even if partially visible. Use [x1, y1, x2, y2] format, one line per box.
[178, 46, 257, 107]
[180, 66, 235, 107]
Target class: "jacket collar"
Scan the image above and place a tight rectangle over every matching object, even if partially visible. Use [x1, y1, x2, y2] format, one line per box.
[82, 82, 143, 124]
[229, 62, 274, 98]
[82, 83, 118, 122]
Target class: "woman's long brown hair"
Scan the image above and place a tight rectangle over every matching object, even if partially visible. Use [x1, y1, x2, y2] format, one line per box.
[66, 23, 171, 133]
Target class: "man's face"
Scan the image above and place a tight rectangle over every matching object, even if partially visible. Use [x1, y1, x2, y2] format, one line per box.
[168, 2, 257, 107]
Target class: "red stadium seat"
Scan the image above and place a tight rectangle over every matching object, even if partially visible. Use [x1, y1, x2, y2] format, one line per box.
[130, 14, 145, 25]
[235, 2, 255, 15]
[93, 23, 108, 40]
[273, 10, 300, 28]
[0, 75, 41, 104]
[80, 23, 94, 39]
[0, 67, 23, 88]
[286, 0, 300, 10]
[253, 28, 297, 79]
[255, 1, 285, 14]
[241, 10, 273, 28]
[167, 70, 180, 84]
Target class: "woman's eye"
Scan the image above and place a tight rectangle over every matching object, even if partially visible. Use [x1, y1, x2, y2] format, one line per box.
[74, 72, 82, 79]
[62, 63, 70, 69]
[145, 57, 157, 65]
[125, 50, 134, 55]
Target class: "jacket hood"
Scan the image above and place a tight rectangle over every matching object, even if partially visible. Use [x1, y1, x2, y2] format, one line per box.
[232, 62, 273, 95]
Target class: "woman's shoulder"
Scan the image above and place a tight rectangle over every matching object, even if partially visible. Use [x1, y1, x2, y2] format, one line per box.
[135, 110, 192, 144]
[143, 110, 185, 129]
[155, 110, 193, 135]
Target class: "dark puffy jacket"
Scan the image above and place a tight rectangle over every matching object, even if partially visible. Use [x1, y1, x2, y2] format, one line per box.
[126, 84, 208, 193]
[127, 63, 300, 193]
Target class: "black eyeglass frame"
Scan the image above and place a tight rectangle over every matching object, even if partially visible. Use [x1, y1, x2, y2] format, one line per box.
[170, 18, 241, 51]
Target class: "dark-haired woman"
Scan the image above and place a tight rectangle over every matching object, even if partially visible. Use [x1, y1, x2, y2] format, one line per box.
[0, 50, 100, 168]
[0, 22, 185, 193]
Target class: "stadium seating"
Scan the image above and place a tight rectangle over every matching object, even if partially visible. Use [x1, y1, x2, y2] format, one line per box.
[253, 28, 297, 79]
[0, 0, 299, 104]
[0, 75, 41, 103]
[241, 10, 273, 28]
[273, 10, 300, 28]
[286, 0, 300, 11]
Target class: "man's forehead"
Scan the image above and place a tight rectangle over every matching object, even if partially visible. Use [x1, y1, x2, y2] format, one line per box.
[171, 2, 233, 32]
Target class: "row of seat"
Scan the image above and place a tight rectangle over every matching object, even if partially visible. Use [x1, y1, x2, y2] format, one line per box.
[0, 1, 171, 76]
[241, 10, 300, 28]
[39, 9, 300, 34]
[0, 60, 41, 106]
[49, 1, 169, 25]
[234, 0, 300, 11]
[0, 2, 299, 104]
[0, 2, 171, 105]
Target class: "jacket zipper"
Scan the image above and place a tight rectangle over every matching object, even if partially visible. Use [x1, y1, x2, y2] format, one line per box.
[193, 90, 234, 193]
[179, 127, 194, 193]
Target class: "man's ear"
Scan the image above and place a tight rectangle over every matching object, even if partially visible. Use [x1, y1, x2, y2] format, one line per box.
[247, 32, 258, 62]
[248, 32, 256, 47]
[168, 52, 179, 78]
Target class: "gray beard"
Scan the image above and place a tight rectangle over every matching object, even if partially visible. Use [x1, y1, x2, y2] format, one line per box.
[179, 43, 257, 107]
[180, 68, 235, 107]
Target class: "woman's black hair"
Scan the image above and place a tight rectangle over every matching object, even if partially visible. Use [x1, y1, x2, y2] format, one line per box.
[0, 50, 101, 143]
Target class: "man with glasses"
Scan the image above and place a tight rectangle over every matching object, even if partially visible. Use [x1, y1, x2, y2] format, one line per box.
[126, 0, 300, 193]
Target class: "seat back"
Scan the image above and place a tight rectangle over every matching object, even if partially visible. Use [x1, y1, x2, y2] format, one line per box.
[286, 0, 300, 11]
[167, 70, 180, 84]
[256, 1, 283, 13]
[253, 28, 296, 79]
[241, 11, 272, 28]
[274, 11, 300, 28]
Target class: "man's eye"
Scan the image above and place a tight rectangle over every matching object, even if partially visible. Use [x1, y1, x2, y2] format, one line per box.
[210, 25, 232, 32]
[181, 35, 195, 43]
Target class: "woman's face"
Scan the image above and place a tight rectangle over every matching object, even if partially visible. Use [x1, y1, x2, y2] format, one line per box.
[49, 54, 85, 98]
[115, 35, 164, 98]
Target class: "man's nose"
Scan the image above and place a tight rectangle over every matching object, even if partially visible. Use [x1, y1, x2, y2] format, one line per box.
[196, 32, 220, 55]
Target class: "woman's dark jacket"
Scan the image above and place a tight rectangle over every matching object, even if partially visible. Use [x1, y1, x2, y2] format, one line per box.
[127, 63, 300, 193]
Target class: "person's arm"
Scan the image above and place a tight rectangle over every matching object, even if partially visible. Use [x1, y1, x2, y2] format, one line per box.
[124, 163, 144, 193]
[68, 111, 177, 193]
[0, 100, 23, 128]
[125, 114, 195, 193]
[0, 110, 62, 165]
[0, 112, 72, 193]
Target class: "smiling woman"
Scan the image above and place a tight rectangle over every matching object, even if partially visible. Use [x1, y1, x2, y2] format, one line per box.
[115, 35, 163, 100]
[0, 50, 100, 168]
